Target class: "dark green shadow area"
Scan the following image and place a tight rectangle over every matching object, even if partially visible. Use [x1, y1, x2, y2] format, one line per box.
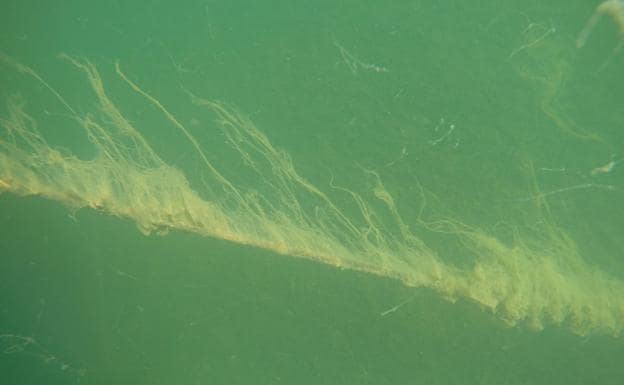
[2, 194, 623, 385]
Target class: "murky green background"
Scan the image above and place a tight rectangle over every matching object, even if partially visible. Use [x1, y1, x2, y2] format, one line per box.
[1, 0, 623, 384]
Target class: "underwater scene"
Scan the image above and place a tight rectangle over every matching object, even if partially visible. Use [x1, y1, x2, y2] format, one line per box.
[1, 0, 624, 384]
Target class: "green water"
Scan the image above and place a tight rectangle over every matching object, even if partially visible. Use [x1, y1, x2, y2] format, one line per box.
[1, 0, 623, 384]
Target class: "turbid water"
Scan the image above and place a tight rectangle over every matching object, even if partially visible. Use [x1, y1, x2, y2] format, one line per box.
[1, 0, 623, 384]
